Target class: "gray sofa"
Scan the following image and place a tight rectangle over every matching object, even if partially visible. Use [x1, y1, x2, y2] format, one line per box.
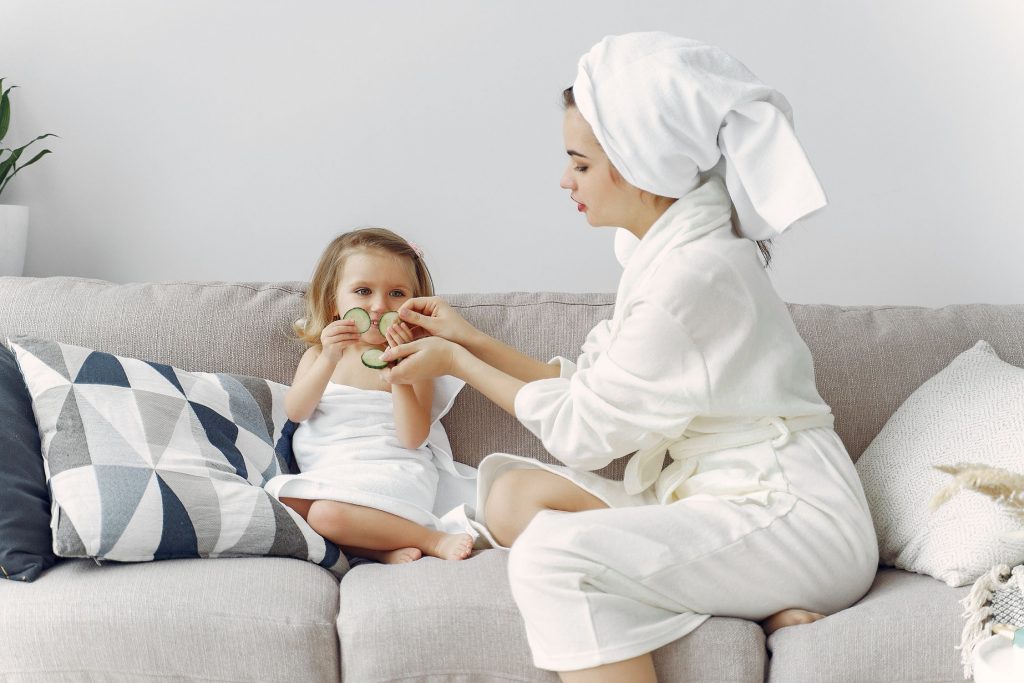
[2, 276, 1018, 682]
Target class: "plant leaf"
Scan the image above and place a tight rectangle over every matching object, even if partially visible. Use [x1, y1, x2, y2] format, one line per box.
[0, 146, 23, 184]
[0, 84, 13, 143]
[14, 148, 51, 172]
[0, 147, 52, 196]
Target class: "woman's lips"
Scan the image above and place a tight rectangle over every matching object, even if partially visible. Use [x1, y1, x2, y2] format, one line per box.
[577, 202, 587, 212]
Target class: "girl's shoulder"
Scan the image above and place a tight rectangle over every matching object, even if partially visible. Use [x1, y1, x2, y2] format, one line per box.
[291, 344, 324, 383]
[300, 344, 323, 360]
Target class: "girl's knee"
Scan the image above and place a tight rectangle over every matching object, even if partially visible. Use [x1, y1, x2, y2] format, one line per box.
[306, 499, 348, 534]
[279, 496, 313, 520]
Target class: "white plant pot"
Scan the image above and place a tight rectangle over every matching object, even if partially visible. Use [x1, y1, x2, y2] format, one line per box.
[0, 205, 30, 277]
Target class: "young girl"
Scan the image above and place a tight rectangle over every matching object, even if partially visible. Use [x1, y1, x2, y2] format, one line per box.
[264, 227, 475, 564]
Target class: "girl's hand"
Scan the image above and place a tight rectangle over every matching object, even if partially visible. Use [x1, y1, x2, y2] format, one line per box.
[381, 336, 463, 385]
[397, 297, 477, 345]
[384, 320, 415, 349]
[320, 319, 361, 362]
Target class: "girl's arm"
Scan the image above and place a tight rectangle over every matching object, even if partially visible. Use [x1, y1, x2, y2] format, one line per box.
[285, 318, 362, 422]
[391, 381, 433, 448]
[397, 297, 560, 383]
[385, 320, 435, 447]
[284, 347, 335, 422]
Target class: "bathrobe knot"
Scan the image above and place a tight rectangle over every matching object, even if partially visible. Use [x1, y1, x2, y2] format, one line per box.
[623, 414, 836, 501]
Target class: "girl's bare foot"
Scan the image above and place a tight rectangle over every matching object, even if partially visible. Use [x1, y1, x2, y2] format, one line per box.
[380, 547, 422, 564]
[761, 609, 825, 636]
[427, 532, 474, 560]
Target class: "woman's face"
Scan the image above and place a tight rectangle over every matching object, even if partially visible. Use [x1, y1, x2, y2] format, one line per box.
[559, 106, 640, 229]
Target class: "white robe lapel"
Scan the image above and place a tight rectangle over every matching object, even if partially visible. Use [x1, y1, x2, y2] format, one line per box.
[611, 177, 733, 334]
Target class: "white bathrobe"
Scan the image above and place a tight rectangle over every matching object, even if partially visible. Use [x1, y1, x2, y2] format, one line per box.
[475, 177, 878, 671]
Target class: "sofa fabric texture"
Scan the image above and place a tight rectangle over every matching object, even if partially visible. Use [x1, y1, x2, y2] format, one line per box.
[2, 276, 1023, 682]
[0, 556, 340, 682]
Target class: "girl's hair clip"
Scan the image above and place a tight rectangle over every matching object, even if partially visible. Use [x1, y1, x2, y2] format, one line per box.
[407, 241, 425, 259]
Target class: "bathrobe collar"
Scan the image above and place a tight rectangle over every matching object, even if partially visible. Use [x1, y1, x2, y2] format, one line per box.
[612, 176, 733, 326]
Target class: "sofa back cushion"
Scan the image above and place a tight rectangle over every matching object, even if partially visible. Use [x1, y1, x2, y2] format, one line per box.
[3, 277, 1023, 474]
[788, 303, 1024, 462]
[0, 277, 309, 385]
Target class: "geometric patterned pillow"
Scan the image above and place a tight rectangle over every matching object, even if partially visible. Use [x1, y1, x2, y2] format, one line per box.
[8, 336, 348, 578]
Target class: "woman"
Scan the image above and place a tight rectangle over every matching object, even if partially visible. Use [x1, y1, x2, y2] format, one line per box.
[380, 32, 877, 683]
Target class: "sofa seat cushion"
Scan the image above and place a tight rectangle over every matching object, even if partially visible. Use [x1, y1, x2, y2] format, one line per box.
[0, 557, 341, 682]
[339, 549, 766, 682]
[766, 568, 968, 682]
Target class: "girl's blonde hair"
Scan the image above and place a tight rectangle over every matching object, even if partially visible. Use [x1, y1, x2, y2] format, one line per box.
[296, 227, 434, 346]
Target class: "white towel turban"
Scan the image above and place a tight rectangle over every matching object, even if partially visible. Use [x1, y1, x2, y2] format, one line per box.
[573, 32, 828, 242]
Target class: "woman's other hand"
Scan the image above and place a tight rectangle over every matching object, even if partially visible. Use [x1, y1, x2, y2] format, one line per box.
[381, 337, 464, 385]
[397, 296, 478, 345]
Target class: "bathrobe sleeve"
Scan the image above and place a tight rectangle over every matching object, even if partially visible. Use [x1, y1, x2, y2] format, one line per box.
[513, 300, 710, 471]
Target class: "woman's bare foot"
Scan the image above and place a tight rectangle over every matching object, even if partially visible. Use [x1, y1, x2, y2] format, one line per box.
[379, 547, 423, 564]
[427, 532, 474, 560]
[761, 609, 825, 636]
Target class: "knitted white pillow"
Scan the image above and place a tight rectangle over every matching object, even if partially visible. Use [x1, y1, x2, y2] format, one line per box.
[855, 340, 1024, 587]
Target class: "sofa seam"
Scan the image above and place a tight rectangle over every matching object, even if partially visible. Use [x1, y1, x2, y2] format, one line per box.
[358, 672, 534, 683]
[0, 669, 292, 683]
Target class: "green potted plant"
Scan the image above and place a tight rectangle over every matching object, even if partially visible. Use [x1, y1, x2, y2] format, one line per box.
[0, 78, 56, 276]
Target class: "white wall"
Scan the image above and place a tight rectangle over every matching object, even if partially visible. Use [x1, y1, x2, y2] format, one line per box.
[3, 0, 1022, 305]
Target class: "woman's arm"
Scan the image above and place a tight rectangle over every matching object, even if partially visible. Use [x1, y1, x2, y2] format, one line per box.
[382, 337, 525, 416]
[451, 347, 525, 415]
[397, 297, 560, 383]
[461, 328, 562, 384]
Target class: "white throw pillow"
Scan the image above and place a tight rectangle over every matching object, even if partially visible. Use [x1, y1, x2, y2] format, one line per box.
[855, 340, 1024, 587]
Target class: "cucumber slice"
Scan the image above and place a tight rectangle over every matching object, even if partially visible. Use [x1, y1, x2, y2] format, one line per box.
[360, 348, 389, 369]
[378, 311, 400, 336]
[342, 307, 371, 333]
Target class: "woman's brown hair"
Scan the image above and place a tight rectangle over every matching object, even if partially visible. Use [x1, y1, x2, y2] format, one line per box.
[561, 86, 773, 268]
[296, 227, 434, 346]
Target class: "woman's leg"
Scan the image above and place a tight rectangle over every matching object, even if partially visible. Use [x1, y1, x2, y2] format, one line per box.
[484, 469, 608, 547]
[290, 498, 473, 561]
[559, 654, 656, 683]
[760, 608, 825, 634]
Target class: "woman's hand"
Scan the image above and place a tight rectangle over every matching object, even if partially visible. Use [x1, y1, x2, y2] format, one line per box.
[380, 336, 464, 385]
[320, 319, 361, 362]
[397, 296, 478, 345]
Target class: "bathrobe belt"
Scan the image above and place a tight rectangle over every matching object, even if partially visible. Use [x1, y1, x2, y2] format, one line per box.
[623, 414, 836, 502]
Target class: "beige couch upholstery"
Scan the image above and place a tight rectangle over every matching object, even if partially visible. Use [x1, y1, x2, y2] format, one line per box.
[3, 276, 1020, 681]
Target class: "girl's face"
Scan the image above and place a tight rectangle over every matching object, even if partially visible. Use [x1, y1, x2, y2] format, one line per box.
[559, 106, 642, 229]
[334, 249, 417, 344]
